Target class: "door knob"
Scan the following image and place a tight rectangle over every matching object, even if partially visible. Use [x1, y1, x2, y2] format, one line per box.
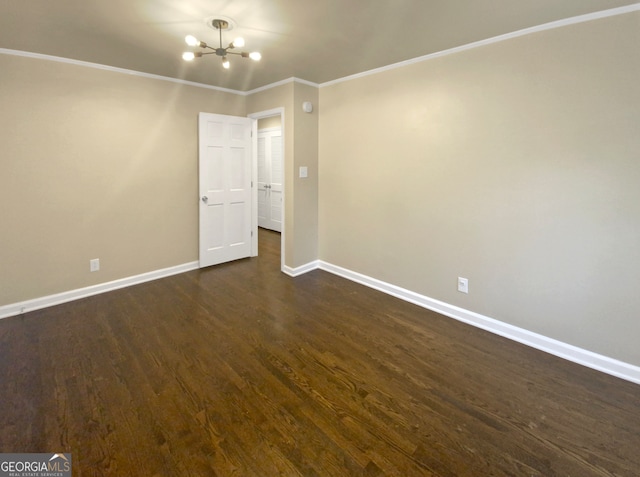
[201, 196, 208, 203]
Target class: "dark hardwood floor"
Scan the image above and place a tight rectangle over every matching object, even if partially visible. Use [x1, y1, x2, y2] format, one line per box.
[1, 228, 639, 476]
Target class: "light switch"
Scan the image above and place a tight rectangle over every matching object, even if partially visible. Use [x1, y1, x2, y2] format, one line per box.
[299, 166, 308, 178]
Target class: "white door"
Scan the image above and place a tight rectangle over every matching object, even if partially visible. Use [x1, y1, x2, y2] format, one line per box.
[257, 128, 283, 232]
[199, 112, 253, 267]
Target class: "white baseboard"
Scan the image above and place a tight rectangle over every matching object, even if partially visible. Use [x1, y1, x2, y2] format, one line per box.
[317, 261, 640, 385]
[282, 260, 320, 277]
[0, 261, 200, 320]
[4, 257, 639, 385]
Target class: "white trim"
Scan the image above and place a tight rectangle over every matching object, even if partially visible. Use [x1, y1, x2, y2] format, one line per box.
[257, 126, 281, 133]
[245, 77, 295, 95]
[0, 48, 246, 95]
[316, 261, 640, 385]
[320, 3, 640, 88]
[0, 261, 199, 320]
[292, 77, 321, 88]
[248, 107, 284, 119]
[3, 4, 637, 95]
[282, 260, 320, 277]
[3, 255, 639, 384]
[245, 77, 319, 95]
[0, 47, 318, 95]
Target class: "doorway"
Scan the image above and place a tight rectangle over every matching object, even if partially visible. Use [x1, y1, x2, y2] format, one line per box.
[248, 108, 287, 270]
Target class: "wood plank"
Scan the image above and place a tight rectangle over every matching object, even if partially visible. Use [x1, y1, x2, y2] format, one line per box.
[0, 228, 639, 476]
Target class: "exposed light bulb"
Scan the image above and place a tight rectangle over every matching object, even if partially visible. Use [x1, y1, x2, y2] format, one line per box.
[249, 51, 262, 61]
[222, 57, 230, 69]
[185, 35, 199, 47]
[232, 37, 245, 48]
[182, 52, 195, 61]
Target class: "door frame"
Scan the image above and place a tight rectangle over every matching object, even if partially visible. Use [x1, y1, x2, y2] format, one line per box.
[248, 107, 285, 271]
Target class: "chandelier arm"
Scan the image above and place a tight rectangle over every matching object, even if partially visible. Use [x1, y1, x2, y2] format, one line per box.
[183, 18, 260, 67]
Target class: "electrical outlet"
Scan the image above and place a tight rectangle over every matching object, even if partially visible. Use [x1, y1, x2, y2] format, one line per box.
[90, 258, 100, 272]
[458, 277, 469, 294]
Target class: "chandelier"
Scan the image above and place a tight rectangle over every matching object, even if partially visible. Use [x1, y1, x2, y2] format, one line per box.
[182, 18, 261, 69]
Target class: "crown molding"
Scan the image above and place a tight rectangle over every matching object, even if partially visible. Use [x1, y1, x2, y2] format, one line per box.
[320, 3, 640, 88]
[0, 47, 320, 96]
[3, 4, 638, 94]
[0, 48, 248, 95]
[245, 77, 319, 95]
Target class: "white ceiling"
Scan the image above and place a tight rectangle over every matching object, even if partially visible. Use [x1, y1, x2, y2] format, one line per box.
[1, 0, 636, 91]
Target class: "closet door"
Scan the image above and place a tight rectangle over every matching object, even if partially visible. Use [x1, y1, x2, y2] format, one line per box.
[256, 129, 282, 232]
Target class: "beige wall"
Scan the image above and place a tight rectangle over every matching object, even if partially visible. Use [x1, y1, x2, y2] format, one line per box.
[318, 12, 640, 365]
[0, 54, 245, 305]
[2, 11, 638, 371]
[258, 115, 282, 130]
[246, 81, 319, 268]
[0, 55, 319, 306]
[291, 82, 319, 266]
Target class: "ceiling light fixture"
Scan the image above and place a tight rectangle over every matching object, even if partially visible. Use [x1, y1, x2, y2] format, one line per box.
[182, 19, 261, 69]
